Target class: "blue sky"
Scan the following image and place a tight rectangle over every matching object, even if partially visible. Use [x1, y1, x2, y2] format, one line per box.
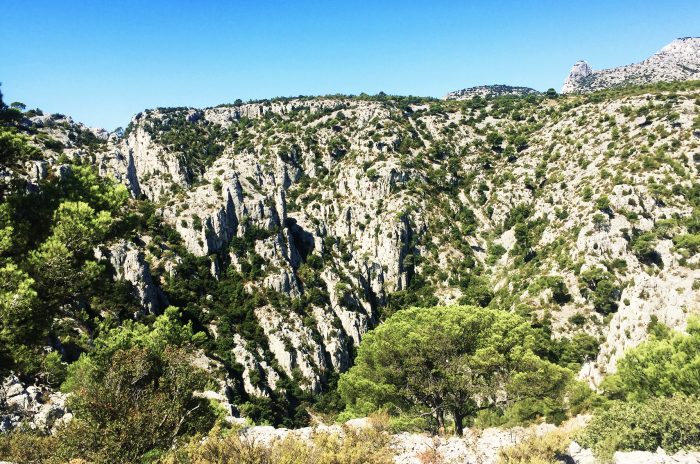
[1, 1, 698, 130]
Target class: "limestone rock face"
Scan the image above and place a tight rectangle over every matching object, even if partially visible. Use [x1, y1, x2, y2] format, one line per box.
[612, 450, 700, 464]
[562, 37, 700, 93]
[562, 60, 594, 93]
[85, 99, 424, 395]
[254, 306, 327, 393]
[112, 118, 189, 201]
[228, 334, 280, 396]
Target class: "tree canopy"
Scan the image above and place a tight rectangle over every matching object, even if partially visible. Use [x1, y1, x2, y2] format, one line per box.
[338, 305, 572, 435]
[0, 163, 133, 378]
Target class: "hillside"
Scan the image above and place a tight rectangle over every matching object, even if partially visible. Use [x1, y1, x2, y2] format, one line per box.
[4, 82, 700, 389]
[1, 79, 700, 461]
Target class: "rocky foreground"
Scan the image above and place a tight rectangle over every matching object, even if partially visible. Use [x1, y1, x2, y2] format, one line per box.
[5, 370, 700, 463]
[193, 417, 700, 464]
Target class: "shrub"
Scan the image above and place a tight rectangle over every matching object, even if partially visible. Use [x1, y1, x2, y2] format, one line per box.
[556, 334, 600, 370]
[457, 275, 494, 307]
[51, 313, 217, 463]
[55, 344, 216, 463]
[578, 395, 700, 459]
[579, 268, 620, 314]
[503, 203, 533, 231]
[192, 214, 203, 231]
[602, 318, 700, 401]
[0, 129, 40, 168]
[160, 423, 393, 464]
[693, 114, 700, 130]
[673, 233, 700, 254]
[486, 131, 504, 149]
[581, 186, 593, 201]
[0, 430, 59, 464]
[631, 232, 661, 266]
[528, 276, 570, 305]
[486, 244, 507, 265]
[595, 195, 611, 211]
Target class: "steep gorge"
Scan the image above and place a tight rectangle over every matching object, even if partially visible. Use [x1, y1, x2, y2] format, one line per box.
[12, 81, 699, 416]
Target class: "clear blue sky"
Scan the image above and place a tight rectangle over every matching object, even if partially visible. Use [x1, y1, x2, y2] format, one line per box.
[1, 1, 698, 130]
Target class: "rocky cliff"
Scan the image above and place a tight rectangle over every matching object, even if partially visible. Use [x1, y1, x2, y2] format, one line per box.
[562, 37, 700, 93]
[9, 80, 700, 417]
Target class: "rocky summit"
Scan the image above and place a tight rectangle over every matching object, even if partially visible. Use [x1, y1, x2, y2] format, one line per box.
[562, 37, 700, 93]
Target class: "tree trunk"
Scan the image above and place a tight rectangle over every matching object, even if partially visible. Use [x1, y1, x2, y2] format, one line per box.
[436, 409, 446, 435]
[453, 410, 464, 436]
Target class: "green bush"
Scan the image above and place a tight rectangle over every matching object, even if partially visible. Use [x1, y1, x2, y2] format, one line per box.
[578, 395, 700, 458]
[50, 310, 217, 463]
[487, 131, 504, 149]
[579, 268, 620, 314]
[631, 231, 661, 266]
[602, 318, 700, 401]
[595, 195, 611, 211]
[487, 243, 507, 265]
[0, 129, 40, 167]
[528, 276, 571, 305]
[673, 233, 700, 254]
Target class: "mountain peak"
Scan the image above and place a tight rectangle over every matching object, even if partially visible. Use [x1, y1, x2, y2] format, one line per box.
[562, 61, 593, 93]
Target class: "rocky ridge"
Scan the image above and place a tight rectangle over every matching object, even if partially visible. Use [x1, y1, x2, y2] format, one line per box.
[0, 376, 70, 433]
[562, 37, 700, 93]
[445, 85, 540, 100]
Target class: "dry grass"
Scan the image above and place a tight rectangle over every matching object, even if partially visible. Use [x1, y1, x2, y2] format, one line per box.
[497, 430, 572, 464]
[160, 420, 393, 464]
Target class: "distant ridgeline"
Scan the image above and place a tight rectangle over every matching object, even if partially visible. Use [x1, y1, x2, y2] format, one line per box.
[443, 38, 700, 97]
[444, 84, 541, 100]
[561, 37, 700, 93]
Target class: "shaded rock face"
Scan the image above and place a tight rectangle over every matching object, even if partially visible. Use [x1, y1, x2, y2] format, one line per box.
[562, 37, 700, 93]
[95, 240, 167, 315]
